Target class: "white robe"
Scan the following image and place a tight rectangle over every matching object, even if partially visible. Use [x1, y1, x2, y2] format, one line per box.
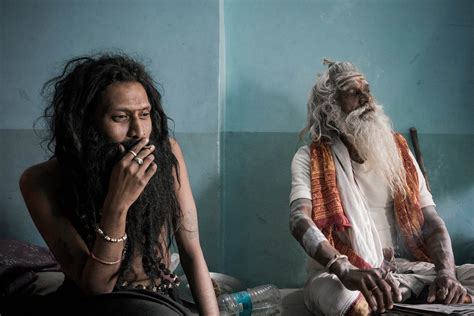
[290, 139, 472, 315]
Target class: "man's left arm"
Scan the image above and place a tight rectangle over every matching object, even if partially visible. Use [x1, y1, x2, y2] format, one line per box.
[422, 205, 468, 304]
[171, 139, 219, 315]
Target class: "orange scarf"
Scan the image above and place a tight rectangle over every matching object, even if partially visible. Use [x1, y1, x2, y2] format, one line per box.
[310, 133, 431, 268]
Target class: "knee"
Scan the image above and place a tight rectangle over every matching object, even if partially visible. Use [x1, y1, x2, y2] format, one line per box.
[345, 294, 371, 316]
[303, 273, 359, 315]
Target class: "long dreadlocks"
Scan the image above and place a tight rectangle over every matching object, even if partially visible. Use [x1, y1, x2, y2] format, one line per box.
[40, 53, 182, 283]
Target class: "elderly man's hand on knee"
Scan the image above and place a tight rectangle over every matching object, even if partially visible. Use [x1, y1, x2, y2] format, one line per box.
[331, 259, 402, 313]
[428, 271, 469, 304]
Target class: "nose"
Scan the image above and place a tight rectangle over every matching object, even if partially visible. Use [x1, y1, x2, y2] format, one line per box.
[360, 91, 370, 105]
[127, 117, 145, 139]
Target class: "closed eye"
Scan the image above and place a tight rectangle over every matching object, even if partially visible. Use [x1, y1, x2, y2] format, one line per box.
[140, 111, 150, 119]
[346, 90, 359, 97]
[112, 115, 128, 122]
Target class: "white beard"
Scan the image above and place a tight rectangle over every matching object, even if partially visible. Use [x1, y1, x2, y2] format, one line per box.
[336, 103, 407, 197]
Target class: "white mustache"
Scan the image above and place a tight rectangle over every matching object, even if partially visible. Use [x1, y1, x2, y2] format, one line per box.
[350, 103, 372, 118]
[345, 104, 374, 128]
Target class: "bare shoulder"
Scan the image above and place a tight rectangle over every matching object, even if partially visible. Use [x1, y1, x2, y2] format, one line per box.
[169, 137, 178, 147]
[20, 158, 89, 283]
[170, 137, 189, 175]
[169, 137, 183, 157]
[20, 159, 61, 187]
[168, 138, 194, 200]
[19, 158, 63, 215]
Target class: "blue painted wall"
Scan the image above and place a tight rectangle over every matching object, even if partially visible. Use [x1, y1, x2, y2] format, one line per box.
[224, 0, 473, 134]
[1, 0, 472, 289]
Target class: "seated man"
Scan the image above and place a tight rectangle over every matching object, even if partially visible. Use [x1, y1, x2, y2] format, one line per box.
[14, 54, 218, 315]
[289, 60, 473, 315]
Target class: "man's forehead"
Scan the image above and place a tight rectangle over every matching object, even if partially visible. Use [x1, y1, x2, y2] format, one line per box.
[101, 81, 151, 111]
[336, 74, 368, 91]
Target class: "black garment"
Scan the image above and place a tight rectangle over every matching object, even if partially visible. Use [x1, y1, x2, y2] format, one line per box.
[1, 280, 192, 316]
[77, 289, 192, 316]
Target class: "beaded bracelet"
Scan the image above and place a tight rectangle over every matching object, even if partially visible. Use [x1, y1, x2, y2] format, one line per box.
[326, 254, 348, 270]
[95, 225, 127, 243]
[90, 251, 122, 265]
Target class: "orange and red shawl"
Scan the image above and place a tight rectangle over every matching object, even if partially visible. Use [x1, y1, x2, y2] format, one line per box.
[309, 133, 431, 269]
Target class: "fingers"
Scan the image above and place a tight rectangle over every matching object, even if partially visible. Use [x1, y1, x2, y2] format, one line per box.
[370, 284, 386, 313]
[360, 280, 378, 312]
[144, 162, 158, 179]
[141, 154, 157, 176]
[134, 143, 157, 181]
[342, 268, 400, 313]
[445, 286, 457, 304]
[377, 280, 394, 312]
[127, 137, 149, 159]
[377, 278, 394, 310]
[459, 288, 468, 304]
[385, 272, 402, 302]
[362, 270, 397, 313]
[427, 275, 468, 305]
[446, 284, 466, 304]
[427, 282, 437, 303]
[427, 279, 448, 303]
[130, 143, 156, 168]
[118, 137, 157, 182]
[453, 292, 462, 305]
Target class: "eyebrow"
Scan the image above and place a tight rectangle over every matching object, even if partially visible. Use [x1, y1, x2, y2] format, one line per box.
[341, 81, 370, 92]
[337, 75, 365, 89]
[108, 104, 152, 112]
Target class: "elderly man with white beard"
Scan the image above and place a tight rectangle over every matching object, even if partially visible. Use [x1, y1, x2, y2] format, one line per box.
[289, 60, 473, 315]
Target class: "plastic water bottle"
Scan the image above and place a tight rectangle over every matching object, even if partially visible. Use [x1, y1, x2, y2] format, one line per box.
[217, 284, 281, 315]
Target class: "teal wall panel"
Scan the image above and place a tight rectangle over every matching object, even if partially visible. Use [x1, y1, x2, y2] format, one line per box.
[0, 130, 48, 245]
[222, 132, 307, 287]
[172, 132, 221, 270]
[224, 0, 474, 134]
[0, 0, 219, 133]
[413, 134, 474, 266]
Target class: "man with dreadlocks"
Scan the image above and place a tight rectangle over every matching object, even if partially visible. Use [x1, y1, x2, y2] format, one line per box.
[17, 54, 219, 315]
[289, 60, 473, 315]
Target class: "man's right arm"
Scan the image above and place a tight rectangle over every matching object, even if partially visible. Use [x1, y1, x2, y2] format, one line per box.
[289, 198, 338, 263]
[19, 161, 126, 294]
[289, 198, 401, 313]
[290, 198, 358, 274]
[289, 143, 401, 312]
[289, 147, 348, 270]
[288, 147, 345, 267]
[20, 138, 157, 294]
